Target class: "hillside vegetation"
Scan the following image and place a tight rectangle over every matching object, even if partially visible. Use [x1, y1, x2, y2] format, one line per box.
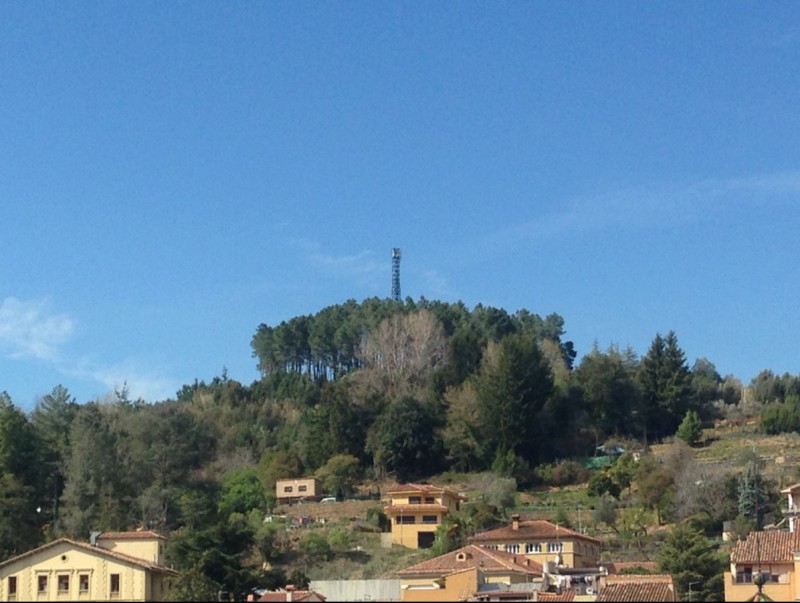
[1, 296, 799, 601]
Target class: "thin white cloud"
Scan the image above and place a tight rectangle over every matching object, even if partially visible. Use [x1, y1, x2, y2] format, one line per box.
[77, 361, 179, 403]
[290, 237, 386, 283]
[0, 296, 178, 403]
[494, 170, 800, 244]
[0, 297, 74, 360]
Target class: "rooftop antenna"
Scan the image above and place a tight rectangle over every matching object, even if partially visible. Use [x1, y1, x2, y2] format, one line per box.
[391, 248, 402, 301]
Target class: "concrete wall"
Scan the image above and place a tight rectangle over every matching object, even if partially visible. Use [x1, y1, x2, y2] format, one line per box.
[310, 579, 401, 601]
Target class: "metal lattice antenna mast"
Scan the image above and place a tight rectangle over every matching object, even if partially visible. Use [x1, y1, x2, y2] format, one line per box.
[391, 248, 401, 301]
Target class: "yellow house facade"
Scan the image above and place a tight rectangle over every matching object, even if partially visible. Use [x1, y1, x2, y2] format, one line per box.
[469, 517, 601, 569]
[0, 531, 176, 602]
[384, 483, 464, 549]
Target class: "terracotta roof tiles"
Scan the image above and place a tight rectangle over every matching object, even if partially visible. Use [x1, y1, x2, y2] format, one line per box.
[605, 561, 658, 574]
[469, 520, 600, 545]
[537, 590, 577, 601]
[97, 530, 165, 540]
[258, 590, 325, 602]
[384, 503, 449, 514]
[731, 530, 800, 564]
[397, 544, 542, 577]
[597, 581, 676, 602]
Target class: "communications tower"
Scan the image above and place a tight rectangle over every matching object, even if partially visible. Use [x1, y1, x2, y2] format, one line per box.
[391, 248, 401, 301]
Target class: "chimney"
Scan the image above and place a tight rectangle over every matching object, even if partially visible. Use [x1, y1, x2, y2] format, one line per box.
[511, 514, 520, 530]
[285, 584, 295, 602]
[89, 531, 102, 546]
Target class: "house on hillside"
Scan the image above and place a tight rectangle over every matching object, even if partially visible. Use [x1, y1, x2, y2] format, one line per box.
[383, 483, 464, 549]
[469, 516, 601, 569]
[396, 543, 542, 602]
[276, 478, 321, 503]
[0, 530, 176, 601]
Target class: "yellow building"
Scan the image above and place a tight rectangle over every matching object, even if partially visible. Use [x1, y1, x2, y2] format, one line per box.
[723, 529, 800, 602]
[384, 483, 465, 549]
[469, 517, 601, 569]
[0, 531, 176, 602]
[396, 543, 542, 601]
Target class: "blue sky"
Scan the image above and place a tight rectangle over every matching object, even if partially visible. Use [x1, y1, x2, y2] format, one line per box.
[2, 2, 799, 408]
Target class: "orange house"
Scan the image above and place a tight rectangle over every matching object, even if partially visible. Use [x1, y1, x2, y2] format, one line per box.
[384, 483, 464, 549]
[396, 544, 542, 601]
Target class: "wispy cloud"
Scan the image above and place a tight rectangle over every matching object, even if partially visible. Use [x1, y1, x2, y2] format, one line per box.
[69, 359, 179, 403]
[0, 296, 178, 403]
[290, 237, 386, 284]
[493, 170, 800, 245]
[0, 297, 74, 360]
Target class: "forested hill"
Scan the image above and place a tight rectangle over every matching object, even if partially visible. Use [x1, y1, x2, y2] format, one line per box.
[2, 296, 795, 595]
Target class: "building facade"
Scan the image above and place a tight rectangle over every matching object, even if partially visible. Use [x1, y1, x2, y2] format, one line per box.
[469, 517, 601, 569]
[384, 483, 464, 549]
[276, 478, 322, 503]
[0, 531, 175, 602]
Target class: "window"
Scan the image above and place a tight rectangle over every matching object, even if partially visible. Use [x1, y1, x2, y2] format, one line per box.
[424, 497, 435, 504]
[298, 485, 307, 492]
[548, 542, 563, 553]
[7, 576, 16, 600]
[526, 543, 542, 553]
[37, 575, 48, 595]
[506, 544, 520, 554]
[79, 574, 89, 593]
[422, 515, 438, 524]
[409, 496, 421, 504]
[110, 574, 120, 597]
[284, 486, 293, 493]
[396, 515, 416, 524]
[58, 575, 69, 593]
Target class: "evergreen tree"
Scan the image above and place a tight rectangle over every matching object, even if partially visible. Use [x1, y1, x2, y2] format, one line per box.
[676, 410, 703, 446]
[738, 460, 770, 529]
[637, 331, 693, 440]
[475, 333, 554, 467]
[658, 523, 726, 601]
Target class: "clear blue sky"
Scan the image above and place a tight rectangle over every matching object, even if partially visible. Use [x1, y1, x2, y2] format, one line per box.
[2, 2, 799, 408]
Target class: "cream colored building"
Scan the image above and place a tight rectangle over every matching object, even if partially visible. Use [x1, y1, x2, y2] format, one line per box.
[0, 531, 176, 602]
[469, 517, 601, 569]
[276, 477, 322, 503]
[384, 483, 464, 549]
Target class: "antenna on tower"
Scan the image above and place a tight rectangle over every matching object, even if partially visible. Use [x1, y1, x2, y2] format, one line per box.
[391, 248, 402, 301]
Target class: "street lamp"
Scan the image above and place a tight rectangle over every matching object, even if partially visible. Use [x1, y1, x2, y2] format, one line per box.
[687, 581, 701, 602]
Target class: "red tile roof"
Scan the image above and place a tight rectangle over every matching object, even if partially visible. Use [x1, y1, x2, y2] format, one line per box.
[0, 538, 176, 574]
[385, 503, 449, 514]
[731, 530, 800, 564]
[98, 530, 165, 540]
[537, 590, 577, 601]
[397, 544, 542, 577]
[384, 483, 465, 499]
[597, 580, 676, 602]
[469, 520, 600, 545]
[258, 590, 325, 602]
[605, 561, 659, 574]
